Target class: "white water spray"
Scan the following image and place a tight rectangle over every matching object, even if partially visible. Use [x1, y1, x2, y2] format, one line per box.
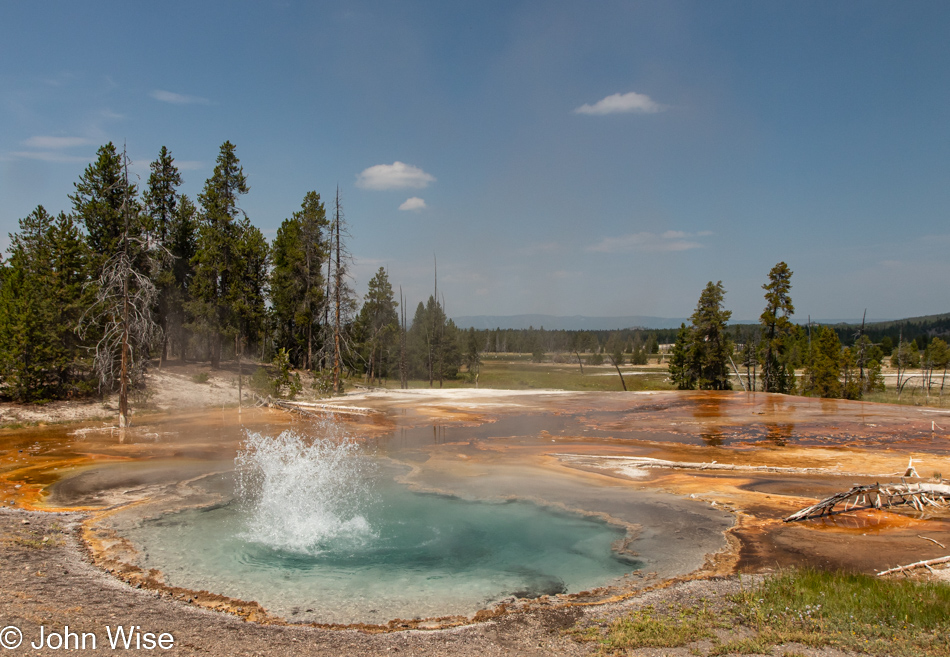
[235, 425, 374, 553]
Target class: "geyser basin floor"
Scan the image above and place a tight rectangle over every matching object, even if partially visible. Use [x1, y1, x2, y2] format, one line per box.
[6, 387, 948, 636]
[123, 472, 640, 625]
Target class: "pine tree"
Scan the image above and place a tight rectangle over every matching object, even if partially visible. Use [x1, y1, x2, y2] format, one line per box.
[188, 141, 254, 368]
[270, 191, 328, 368]
[355, 267, 399, 383]
[70, 142, 139, 274]
[230, 216, 269, 358]
[802, 326, 842, 398]
[759, 262, 795, 393]
[668, 323, 695, 389]
[165, 195, 198, 360]
[143, 146, 185, 364]
[689, 281, 733, 390]
[270, 216, 304, 361]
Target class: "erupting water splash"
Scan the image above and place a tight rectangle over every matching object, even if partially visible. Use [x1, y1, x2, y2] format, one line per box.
[235, 425, 375, 553]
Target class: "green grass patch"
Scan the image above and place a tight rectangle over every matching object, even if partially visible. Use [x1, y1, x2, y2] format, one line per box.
[599, 606, 715, 651]
[731, 569, 950, 656]
[861, 387, 950, 409]
[586, 569, 950, 656]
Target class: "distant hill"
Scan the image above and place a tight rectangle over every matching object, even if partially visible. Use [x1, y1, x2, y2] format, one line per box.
[837, 312, 950, 329]
[451, 315, 690, 330]
[451, 313, 947, 332]
[826, 312, 950, 345]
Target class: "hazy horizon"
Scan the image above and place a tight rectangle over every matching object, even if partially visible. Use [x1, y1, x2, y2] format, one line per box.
[449, 312, 920, 332]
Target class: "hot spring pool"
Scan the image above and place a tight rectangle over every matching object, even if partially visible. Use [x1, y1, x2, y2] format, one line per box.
[122, 431, 641, 624]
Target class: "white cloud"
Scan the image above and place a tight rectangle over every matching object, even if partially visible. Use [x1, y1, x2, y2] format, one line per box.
[9, 151, 90, 163]
[574, 91, 665, 115]
[174, 160, 204, 171]
[150, 89, 211, 105]
[399, 197, 427, 211]
[586, 230, 711, 253]
[356, 161, 435, 190]
[22, 136, 91, 149]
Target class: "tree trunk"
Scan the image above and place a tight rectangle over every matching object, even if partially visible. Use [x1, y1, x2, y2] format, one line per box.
[730, 356, 747, 392]
[236, 334, 242, 413]
[118, 280, 130, 429]
[307, 321, 313, 371]
[210, 333, 221, 370]
[609, 356, 627, 391]
[332, 191, 342, 394]
[896, 330, 904, 402]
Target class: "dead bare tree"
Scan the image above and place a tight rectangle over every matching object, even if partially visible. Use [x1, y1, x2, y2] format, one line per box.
[317, 186, 356, 394]
[399, 286, 408, 389]
[855, 309, 867, 385]
[79, 146, 164, 427]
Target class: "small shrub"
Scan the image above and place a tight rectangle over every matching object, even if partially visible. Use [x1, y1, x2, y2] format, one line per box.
[271, 348, 301, 399]
[191, 372, 210, 384]
[250, 367, 276, 396]
[311, 372, 333, 397]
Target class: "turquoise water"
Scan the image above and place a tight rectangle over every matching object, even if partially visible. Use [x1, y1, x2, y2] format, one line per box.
[126, 474, 639, 624]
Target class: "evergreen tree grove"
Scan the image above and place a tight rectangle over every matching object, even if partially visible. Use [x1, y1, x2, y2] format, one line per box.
[0, 207, 89, 401]
[354, 267, 399, 383]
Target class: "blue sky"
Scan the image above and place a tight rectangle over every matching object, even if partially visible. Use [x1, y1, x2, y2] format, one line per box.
[1, 1, 948, 322]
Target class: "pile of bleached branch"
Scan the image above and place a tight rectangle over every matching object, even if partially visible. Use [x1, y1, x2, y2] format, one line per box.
[784, 482, 950, 522]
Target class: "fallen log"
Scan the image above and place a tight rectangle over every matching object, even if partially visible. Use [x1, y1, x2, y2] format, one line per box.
[258, 397, 376, 417]
[877, 555, 950, 577]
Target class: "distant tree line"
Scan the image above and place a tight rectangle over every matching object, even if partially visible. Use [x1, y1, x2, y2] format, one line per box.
[667, 263, 950, 400]
[2, 143, 946, 406]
